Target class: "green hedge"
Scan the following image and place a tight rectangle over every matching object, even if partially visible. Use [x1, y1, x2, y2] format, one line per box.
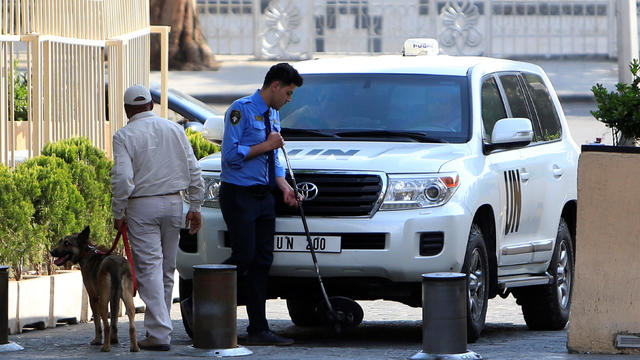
[0, 132, 217, 280]
[42, 137, 114, 247]
[186, 128, 219, 159]
[0, 165, 35, 280]
[0, 138, 113, 280]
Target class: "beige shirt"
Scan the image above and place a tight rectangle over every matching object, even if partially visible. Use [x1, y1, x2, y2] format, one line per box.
[111, 111, 204, 219]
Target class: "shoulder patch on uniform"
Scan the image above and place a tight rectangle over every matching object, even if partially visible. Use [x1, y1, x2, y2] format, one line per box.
[230, 110, 241, 125]
[254, 115, 263, 122]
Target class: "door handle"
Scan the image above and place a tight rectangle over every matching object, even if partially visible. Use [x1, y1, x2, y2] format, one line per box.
[552, 165, 563, 178]
[520, 169, 529, 182]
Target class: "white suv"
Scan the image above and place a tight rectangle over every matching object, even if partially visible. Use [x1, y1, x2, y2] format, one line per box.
[178, 41, 579, 341]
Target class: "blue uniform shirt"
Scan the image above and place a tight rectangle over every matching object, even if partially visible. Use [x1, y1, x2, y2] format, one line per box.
[221, 89, 286, 186]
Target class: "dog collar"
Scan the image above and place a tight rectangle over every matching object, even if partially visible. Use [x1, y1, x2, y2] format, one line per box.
[82, 244, 107, 257]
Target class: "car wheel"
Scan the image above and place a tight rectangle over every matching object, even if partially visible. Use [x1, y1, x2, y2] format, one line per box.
[514, 218, 574, 330]
[286, 298, 324, 327]
[462, 223, 489, 343]
[179, 277, 194, 338]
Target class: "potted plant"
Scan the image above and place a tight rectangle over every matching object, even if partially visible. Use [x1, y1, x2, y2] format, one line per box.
[568, 59, 640, 354]
[591, 59, 640, 146]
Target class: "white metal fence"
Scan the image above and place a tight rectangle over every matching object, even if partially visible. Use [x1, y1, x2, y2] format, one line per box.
[0, 0, 164, 167]
[197, 0, 626, 58]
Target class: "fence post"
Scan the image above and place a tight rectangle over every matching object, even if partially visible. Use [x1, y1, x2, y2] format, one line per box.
[410, 272, 481, 360]
[0, 265, 23, 352]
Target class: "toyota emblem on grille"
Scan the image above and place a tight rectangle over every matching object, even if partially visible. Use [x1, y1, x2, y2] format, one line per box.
[296, 182, 319, 201]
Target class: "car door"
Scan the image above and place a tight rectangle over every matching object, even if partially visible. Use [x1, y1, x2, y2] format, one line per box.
[517, 72, 569, 263]
[480, 74, 530, 267]
[491, 73, 539, 267]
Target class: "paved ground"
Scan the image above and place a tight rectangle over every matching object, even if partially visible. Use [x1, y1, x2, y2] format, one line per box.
[5, 296, 636, 359]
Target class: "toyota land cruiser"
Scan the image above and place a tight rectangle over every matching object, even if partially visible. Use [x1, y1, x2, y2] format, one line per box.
[178, 39, 579, 341]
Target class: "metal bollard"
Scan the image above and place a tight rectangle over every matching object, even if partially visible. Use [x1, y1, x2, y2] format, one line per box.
[0, 266, 7, 345]
[0, 265, 23, 352]
[187, 264, 251, 357]
[410, 272, 481, 360]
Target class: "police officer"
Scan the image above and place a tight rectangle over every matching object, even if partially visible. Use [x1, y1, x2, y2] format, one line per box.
[220, 63, 303, 346]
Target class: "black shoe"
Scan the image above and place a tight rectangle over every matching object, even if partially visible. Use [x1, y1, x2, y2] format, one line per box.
[246, 330, 294, 346]
[137, 338, 170, 351]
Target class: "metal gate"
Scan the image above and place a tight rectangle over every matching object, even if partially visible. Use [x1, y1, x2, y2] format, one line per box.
[197, 0, 619, 58]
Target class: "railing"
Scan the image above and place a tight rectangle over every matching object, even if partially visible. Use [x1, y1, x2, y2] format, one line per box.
[1, 0, 160, 167]
[197, 0, 622, 58]
[1, 0, 150, 39]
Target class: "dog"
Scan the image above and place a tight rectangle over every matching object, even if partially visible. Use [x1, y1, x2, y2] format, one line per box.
[50, 226, 140, 352]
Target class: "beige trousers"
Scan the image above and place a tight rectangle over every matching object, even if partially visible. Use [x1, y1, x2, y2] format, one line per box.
[126, 194, 182, 344]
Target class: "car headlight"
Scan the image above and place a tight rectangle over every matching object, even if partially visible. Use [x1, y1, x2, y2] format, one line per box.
[181, 173, 221, 208]
[381, 173, 459, 210]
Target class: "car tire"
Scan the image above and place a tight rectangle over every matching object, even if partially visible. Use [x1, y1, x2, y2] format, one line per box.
[179, 277, 194, 338]
[286, 298, 323, 327]
[462, 223, 489, 343]
[514, 218, 574, 331]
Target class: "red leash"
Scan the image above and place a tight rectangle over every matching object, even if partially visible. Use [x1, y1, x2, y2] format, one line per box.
[119, 224, 138, 297]
[95, 224, 138, 296]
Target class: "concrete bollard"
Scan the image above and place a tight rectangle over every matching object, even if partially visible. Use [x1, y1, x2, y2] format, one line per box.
[410, 272, 481, 360]
[185, 264, 251, 357]
[0, 266, 23, 352]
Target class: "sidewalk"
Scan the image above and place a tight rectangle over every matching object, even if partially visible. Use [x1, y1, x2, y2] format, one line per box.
[151, 55, 621, 105]
[3, 298, 631, 360]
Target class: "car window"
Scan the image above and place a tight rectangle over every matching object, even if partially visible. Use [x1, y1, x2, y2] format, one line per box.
[523, 73, 562, 141]
[481, 76, 507, 142]
[499, 74, 530, 120]
[279, 73, 471, 143]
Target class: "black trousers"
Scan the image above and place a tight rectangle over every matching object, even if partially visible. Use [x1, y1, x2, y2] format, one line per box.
[219, 182, 275, 334]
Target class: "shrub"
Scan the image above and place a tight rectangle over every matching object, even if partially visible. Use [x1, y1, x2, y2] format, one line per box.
[186, 128, 220, 159]
[591, 59, 640, 146]
[13, 156, 86, 275]
[42, 137, 114, 246]
[0, 165, 35, 280]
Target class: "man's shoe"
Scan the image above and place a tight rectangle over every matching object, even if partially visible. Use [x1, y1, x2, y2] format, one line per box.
[246, 330, 294, 346]
[137, 338, 170, 351]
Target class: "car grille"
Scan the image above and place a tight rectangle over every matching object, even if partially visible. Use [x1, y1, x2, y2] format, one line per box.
[275, 172, 384, 217]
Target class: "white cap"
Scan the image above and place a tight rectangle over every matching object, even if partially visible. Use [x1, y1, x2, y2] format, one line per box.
[123, 84, 152, 105]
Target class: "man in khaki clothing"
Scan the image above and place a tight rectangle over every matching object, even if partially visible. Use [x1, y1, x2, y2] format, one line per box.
[111, 85, 204, 351]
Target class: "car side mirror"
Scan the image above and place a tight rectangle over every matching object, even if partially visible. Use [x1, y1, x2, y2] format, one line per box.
[484, 118, 533, 154]
[202, 115, 225, 145]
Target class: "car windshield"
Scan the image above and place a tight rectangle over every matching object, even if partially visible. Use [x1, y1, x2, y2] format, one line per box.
[280, 73, 470, 143]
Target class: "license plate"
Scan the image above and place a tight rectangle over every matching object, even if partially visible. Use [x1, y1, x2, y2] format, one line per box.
[274, 235, 341, 253]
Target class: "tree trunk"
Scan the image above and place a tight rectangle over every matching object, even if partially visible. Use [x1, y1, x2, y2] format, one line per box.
[150, 0, 220, 70]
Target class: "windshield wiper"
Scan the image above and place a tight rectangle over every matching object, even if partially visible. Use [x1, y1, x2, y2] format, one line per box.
[281, 128, 340, 138]
[334, 130, 446, 143]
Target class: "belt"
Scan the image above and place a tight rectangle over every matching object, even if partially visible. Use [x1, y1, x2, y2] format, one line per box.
[221, 182, 271, 195]
[129, 191, 180, 199]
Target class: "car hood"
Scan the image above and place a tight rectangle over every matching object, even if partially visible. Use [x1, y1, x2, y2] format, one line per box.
[200, 141, 471, 173]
